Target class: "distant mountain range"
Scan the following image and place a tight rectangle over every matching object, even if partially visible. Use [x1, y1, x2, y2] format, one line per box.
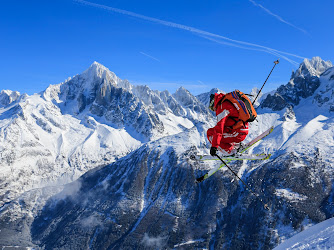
[0, 57, 333, 249]
[0, 62, 213, 208]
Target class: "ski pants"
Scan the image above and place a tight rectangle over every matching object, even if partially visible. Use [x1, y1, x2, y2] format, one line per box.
[207, 127, 247, 153]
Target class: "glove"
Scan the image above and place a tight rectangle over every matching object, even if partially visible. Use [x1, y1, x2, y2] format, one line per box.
[210, 147, 218, 156]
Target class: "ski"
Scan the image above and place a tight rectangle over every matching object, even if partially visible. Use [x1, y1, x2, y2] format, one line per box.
[195, 160, 232, 183]
[192, 153, 271, 161]
[196, 126, 274, 183]
[236, 126, 274, 154]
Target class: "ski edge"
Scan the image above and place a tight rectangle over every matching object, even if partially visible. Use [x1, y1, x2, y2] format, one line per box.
[238, 126, 274, 154]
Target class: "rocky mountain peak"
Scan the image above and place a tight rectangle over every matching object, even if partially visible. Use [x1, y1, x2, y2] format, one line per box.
[79, 61, 120, 91]
[86, 61, 108, 73]
[261, 57, 333, 111]
[196, 88, 221, 107]
[43, 63, 213, 141]
[48, 62, 133, 114]
[0, 90, 21, 107]
[174, 86, 190, 95]
[292, 57, 332, 79]
[173, 87, 195, 106]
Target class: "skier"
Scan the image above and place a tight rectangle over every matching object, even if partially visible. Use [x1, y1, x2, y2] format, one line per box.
[207, 91, 250, 156]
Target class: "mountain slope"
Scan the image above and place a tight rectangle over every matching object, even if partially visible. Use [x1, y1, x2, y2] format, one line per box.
[274, 217, 334, 250]
[0, 62, 213, 208]
[0, 91, 142, 207]
[1, 57, 334, 249]
[29, 108, 334, 249]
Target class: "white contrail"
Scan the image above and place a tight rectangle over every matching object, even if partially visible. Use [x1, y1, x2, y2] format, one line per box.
[249, 0, 308, 35]
[74, 0, 305, 65]
[140, 52, 160, 62]
[200, 34, 300, 67]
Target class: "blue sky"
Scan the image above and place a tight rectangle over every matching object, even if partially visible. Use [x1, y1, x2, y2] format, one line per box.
[1, 0, 333, 95]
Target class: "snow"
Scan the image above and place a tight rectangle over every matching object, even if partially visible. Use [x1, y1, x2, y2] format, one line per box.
[275, 188, 308, 202]
[157, 112, 194, 135]
[281, 115, 330, 152]
[274, 217, 334, 250]
[0, 91, 143, 206]
[173, 239, 205, 248]
[0, 90, 21, 107]
[293, 57, 333, 78]
[1, 59, 334, 248]
[1, 246, 35, 250]
[0, 61, 215, 209]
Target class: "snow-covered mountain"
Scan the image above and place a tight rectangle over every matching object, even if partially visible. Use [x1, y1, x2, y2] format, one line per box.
[196, 87, 222, 107]
[1, 57, 334, 249]
[261, 56, 333, 111]
[274, 217, 334, 249]
[0, 62, 213, 208]
[0, 90, 21, 107]
[43, 62, 210, 140]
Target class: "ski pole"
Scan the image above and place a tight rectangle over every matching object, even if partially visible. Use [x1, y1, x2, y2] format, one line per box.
[252, 59, 280, 106]
[215, 153, 269, 210]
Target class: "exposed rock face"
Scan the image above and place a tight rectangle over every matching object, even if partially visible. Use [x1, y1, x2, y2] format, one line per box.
[261, 92, 289, 111]
[313, 67, 334, 111]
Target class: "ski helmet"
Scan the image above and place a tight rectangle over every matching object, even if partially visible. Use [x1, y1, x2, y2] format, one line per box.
[209, 94, 215, 111]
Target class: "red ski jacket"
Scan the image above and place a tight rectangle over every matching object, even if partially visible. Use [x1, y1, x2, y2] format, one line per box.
[210, 93, 249, 148]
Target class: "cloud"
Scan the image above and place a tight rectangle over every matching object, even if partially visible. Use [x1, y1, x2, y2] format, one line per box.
[142, 233, 167, 249]
[140, 52, 160, 62]
[80, 214, 104, 229]
[54, 180, 82, 200]
[249, 0, 308, 35]
[74, 0, 305, 66]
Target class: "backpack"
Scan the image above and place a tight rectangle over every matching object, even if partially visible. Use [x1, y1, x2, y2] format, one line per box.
[220, 90, 257, 129]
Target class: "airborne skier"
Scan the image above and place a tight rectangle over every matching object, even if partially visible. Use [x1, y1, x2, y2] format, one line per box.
[207, 90, 256, 157]
[196, 59, 279, 187]
[206, 59, 279, 158]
